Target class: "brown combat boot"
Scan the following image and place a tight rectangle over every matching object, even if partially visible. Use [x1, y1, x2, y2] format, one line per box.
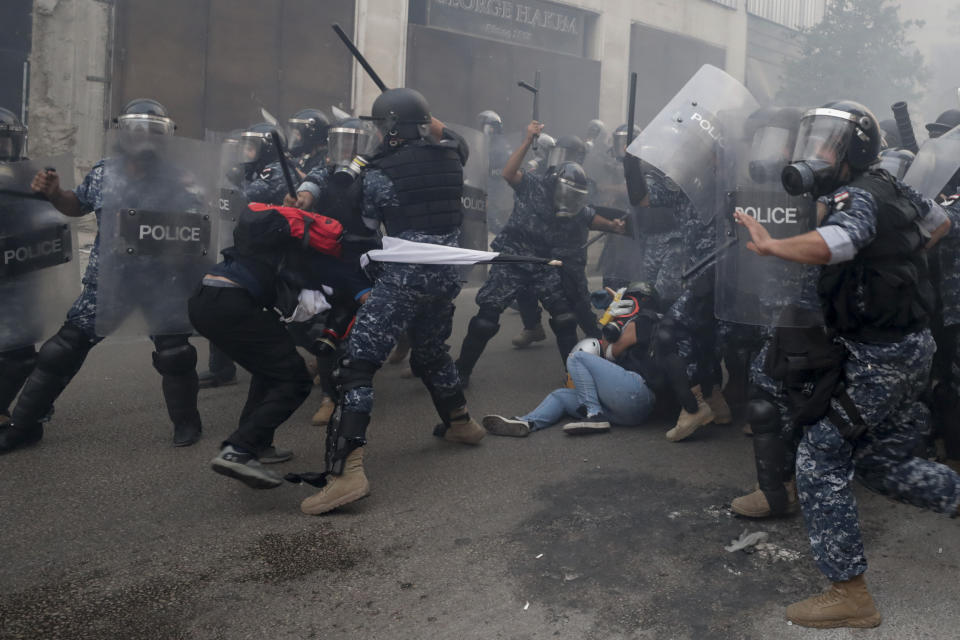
[731, 479, 798, 518]
[665, 386, 714, 442]
[511, 324, 547, 348]
[786, 574, 882, 629]
[300, 448, 370, 515]
[705, 386, 732, 424]
[443, 408, 486, 444]
[311, 396, 336, 426]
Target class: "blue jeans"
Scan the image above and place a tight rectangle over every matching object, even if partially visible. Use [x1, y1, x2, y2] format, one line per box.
[519, 351, 656, 430]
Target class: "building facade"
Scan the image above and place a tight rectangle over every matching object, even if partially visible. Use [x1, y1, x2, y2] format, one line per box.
[19, 0, 824, 178]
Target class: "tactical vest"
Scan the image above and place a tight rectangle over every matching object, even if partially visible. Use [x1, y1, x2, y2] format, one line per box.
[818, 170, 932, 342]
[315, 176, 367, 236]
[375, 142, 464, 236]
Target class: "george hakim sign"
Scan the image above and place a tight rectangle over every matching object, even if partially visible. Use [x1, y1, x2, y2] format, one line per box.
[427, 0, 589, 56]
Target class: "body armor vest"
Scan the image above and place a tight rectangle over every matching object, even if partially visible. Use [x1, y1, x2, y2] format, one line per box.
[376, 142, 463, 236]
[818, 169, 932, 341]
[315, 176, 368, 236]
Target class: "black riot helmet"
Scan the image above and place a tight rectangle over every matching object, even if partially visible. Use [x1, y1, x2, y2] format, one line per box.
[553, 161, 589, 217]
[477, 110, 503, 135]
[369, 88, 432, 146]
[547, 135, 587, 169]
[925, 109, 960, 139]
[611, 124, 641, 160]
[876, 148, 915, 180]
[0, 107, 27, 161]
[115, 98, 176, 135]
[781, 101, 881, 197]
[239, 122, 284, 172]
[878, 119, 902, 150]
[744, 106, 802, 184]
[287, 108, 330, 156]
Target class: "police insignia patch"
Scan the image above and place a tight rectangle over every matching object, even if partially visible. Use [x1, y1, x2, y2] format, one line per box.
[834, 191, 850, 203]
[260, 168, 273, 180]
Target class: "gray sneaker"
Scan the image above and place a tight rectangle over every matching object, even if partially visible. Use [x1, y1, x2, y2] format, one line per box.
[211, 445, 283, 489]
[259, 446, 294, 464]
[482, 415, 531, 437]
[563, 417, 611, 435]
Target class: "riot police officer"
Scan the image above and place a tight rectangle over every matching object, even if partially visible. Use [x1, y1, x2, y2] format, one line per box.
[0, 98, 208, 452]
[0, 107, 35, 425]
[298, 88, 486, 516]
[737, 101, 960, 629]
[293, 116, 380, 428]
[287, 108, 330, 177]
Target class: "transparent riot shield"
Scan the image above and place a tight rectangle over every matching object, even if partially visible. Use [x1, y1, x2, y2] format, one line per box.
[904, 124, 960, 199]
[714, 136, 821, 327]
[486, 130, 520, 235]
[95, 132, 220, 337]
[626, 65, 759, 221]
[0, 155, 80, 350]
[215, 136, 248, 254]
[447, 123, 489, 282]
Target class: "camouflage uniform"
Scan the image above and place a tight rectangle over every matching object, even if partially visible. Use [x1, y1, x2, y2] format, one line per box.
[663, 189, 719, 383]
[931, 193, 960, 458]
[639, 172, 684, 305]
[241, 162, 288, 205]
[477, 172, 577, 317]
[342, 169, 462, 415]
[796, 183, 960, 582]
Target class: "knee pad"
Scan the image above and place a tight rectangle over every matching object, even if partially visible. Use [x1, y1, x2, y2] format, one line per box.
[549, 312, 577, 335]
[746, 398, 780, 435]
[37, 323, 95, 377]
[469, 313, 500, 340]
[152, 338, 198, 376]
[332, 358, 378, 392]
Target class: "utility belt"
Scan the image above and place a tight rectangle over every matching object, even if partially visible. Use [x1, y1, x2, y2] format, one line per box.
[765, 316, 867, 441]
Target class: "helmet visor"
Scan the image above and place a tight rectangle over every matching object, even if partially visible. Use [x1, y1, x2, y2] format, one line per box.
[547, 146, 578, 169]
[791, 111, 852, 169]
[328, 126, 376, 166]
[748, 126, 793, 183]
[554, 176, 589, 217]
[117, 114, 175, 136]
[612, 132, 629, 159]
[239, 134, 267, 166]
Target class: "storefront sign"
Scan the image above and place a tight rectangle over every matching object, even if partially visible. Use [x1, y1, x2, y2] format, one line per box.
[427, 0, 588, 56]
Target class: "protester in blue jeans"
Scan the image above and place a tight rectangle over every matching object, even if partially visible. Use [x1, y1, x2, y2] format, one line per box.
[483, 286, 662, 436]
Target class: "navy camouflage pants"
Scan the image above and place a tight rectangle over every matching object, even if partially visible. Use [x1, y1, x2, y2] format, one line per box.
[795, 330, 960, 581]
[343, 281, 461, 415]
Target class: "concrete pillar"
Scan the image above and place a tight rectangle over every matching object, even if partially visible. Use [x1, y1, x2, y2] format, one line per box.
[723, 0, 748, 82]
[352, 0, 408, 115]
[594, 0, 632, 127]
[29, 0, 111, 180]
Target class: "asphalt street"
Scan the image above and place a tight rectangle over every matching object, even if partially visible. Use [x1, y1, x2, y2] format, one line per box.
[1, 285, 958, 640]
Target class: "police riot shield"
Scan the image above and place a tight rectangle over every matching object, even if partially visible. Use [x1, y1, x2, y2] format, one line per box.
[0, 155, 80, 350]
[215, 136, 248, 254]
[486, 130, 520, 235]
[714, 135, 821, 327]
[447, 123, 489, 282]
[95, 131, 220, 337]
[626, 65, 759, 221]
[904, 125, 960, 199]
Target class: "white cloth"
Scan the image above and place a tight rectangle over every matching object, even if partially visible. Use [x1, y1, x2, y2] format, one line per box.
[281, 287, 332, 323]
[360, 236, 502, 268]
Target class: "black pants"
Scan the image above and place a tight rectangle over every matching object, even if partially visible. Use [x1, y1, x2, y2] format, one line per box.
[188, 286, 312, 456]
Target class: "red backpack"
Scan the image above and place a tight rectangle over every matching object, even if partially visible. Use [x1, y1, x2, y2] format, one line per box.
[246, 202, 343, 258]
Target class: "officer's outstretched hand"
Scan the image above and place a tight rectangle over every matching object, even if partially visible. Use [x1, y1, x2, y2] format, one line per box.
[734, 211, 773, 256]
[31, 168, 60, 200]
[526, 121, 544, 142]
